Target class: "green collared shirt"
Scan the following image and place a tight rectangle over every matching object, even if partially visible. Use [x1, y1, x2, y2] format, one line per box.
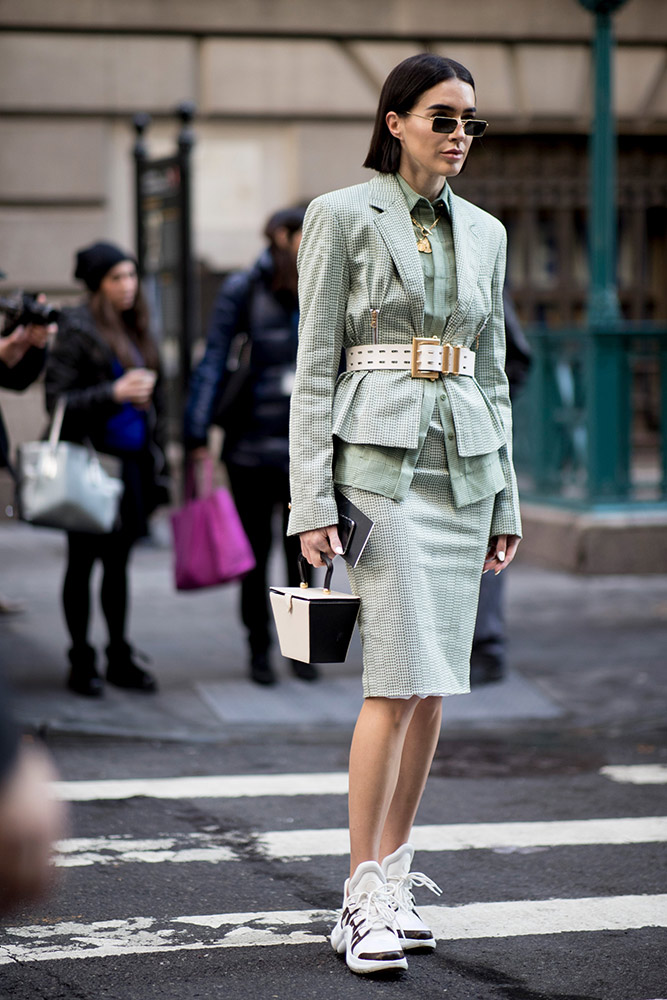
[395, 172, 457, 336]
[334, 174, 475, 503]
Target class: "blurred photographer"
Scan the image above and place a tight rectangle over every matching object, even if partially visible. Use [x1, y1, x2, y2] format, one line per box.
[0, 284, 58, 612]
[0, 292, 54, 467]
[0, 284, 66, 909]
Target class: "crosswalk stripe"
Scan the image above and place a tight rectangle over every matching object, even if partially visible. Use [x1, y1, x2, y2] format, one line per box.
[54, 835, 236, 867]
[51, 772, 349, 801]
[52, 764, 667, 801]
[260, 816, 667, 858]
[2, 895, 665, 964]
[54, 816, 667, 867]
[600, 764, 667, 785]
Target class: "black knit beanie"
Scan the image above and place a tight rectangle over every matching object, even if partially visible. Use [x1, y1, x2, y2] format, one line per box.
[74, 242, 136, 292]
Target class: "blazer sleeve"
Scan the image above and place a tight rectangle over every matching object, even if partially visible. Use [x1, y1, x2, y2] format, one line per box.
[477, 236, 522, 538]
[287, 198, 350, 536]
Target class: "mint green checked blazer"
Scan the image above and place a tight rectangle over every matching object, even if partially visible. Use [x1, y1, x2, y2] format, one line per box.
[288, 172, 522, 540]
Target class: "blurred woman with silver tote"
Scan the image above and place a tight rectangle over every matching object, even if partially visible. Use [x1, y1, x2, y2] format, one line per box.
[46, 243, 169, 697]
[288, 53, 521, 975]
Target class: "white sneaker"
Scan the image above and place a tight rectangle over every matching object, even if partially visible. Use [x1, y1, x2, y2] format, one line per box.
[330, 861, 407, 974]
[382, 843, 441, 950]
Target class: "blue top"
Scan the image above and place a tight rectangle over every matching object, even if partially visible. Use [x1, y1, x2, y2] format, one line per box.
[105, 359, 148, 452]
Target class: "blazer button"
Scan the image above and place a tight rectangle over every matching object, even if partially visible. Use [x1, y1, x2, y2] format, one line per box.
[448, 432, 455, 441]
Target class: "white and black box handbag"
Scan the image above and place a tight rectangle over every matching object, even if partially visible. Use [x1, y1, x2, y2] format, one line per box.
[270, 555, 360, 664]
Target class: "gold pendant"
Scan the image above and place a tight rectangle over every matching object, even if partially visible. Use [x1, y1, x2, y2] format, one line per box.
[416, 236, 432, 253]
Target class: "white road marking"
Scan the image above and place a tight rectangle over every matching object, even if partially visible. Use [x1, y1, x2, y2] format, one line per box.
[54, 816, 667, 867]
[51, 764, 667, 801]
[1, 895, 665, 964]
[51, 772, 349, 802]
[259, 816, 667, 859]
[600, 764, 667, 785]
[54, 835, 237, 868]
[420, 894, 667, 940]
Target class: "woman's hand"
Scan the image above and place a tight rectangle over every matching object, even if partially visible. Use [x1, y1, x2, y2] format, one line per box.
[483, 534, 521, 576]
[24, 322, 53, 350]
[112, 368, 156, 407]
[0, 327, 31, 368]
[299, 525, 344, 567]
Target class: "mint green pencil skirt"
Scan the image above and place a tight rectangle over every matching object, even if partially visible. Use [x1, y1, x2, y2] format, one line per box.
[342, 412, 494, 699]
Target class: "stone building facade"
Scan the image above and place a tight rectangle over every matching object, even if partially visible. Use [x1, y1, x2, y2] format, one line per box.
[1, 0, 666, 530]
[1, 0, 666, 315]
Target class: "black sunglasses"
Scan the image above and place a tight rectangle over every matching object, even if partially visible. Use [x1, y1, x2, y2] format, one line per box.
[405, 112, 489, 137]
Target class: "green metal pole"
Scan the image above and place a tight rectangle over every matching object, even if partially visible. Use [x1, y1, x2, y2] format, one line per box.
[578, 0, 630, 502]
[587, 6, 622, 327]
[585, 329, 631, 499]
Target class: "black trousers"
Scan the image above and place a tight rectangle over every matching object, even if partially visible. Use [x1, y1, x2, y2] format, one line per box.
[226, 463, 303, 658]
[63, 530, 135, 652]
[471, 567, 506, 668]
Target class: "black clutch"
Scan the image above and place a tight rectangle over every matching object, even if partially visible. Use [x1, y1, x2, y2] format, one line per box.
[335, 487, 374, 568]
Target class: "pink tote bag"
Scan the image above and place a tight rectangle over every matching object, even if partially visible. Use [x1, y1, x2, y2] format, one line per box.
[171, 461, 255, 591]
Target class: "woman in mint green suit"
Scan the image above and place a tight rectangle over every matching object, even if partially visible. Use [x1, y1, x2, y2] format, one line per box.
[288, 53, 521, 975]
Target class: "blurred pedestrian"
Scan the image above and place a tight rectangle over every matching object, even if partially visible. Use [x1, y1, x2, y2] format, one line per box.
[471, 289, 532, 685]
[0, 291, 56, 613]
[0, 672, 67, 913]
[290, 53, 521, 974]
[45, 242, 170, 697]
[185, 206, 311, 686]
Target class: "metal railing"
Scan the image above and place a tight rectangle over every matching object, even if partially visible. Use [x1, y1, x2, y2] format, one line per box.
[513, 324, 667, 509]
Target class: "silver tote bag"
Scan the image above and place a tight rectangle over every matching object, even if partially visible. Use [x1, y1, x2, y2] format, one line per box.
[17, 397, 124, 533]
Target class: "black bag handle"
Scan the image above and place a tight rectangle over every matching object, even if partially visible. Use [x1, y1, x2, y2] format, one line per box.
[298, 552, 334, 593]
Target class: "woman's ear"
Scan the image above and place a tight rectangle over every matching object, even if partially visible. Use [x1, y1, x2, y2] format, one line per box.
[385, 110, 403, 142]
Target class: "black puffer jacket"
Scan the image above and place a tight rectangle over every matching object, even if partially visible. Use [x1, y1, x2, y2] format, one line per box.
[45, 303, 169, 526]
[184, 249, 299, 471]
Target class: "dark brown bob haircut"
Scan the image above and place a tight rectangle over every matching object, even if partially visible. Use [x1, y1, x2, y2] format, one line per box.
[363, 53, 476, 174]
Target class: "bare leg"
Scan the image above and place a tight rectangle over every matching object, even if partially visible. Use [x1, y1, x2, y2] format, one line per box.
[347, 696, 421, 875]
[378, 696, 442, 861]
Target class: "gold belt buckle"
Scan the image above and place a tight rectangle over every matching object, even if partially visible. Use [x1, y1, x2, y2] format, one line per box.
[411, 337, 440, 380]
[442, 344, 464, 375]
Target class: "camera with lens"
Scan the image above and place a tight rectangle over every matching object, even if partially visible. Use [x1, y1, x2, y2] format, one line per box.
[0, 291, 60, 336]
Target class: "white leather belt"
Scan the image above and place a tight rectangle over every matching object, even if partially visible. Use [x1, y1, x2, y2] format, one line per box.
[345, 337, 475, 380]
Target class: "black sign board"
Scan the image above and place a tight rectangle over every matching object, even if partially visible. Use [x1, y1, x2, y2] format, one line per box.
[133, 107, 195, 446]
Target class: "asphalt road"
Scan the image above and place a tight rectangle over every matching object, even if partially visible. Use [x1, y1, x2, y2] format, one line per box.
[1, 729, 666, 1000]
[1, 523, 667, 998]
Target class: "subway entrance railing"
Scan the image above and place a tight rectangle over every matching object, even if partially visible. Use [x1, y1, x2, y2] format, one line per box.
[513, 324, 667, 510]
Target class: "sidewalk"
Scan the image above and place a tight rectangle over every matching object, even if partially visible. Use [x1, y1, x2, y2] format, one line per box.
[1, 520, 666, 742]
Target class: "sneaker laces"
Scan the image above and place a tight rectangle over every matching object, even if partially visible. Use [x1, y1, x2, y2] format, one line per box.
[345, 881, 400, 932]
[388, 870, 442, 912]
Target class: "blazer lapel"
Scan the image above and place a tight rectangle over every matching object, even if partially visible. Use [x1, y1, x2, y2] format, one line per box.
[445, 193, 482, 338]
[368, 175, 425, 334]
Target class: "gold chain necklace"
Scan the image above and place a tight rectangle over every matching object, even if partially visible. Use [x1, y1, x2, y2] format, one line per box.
[410, 213, 442, 254]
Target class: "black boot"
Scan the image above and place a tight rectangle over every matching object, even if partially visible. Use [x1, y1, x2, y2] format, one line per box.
[249, 652, 277, 686]
[67, 644, 104, 697]
[106, 641, 158, 693]
[291, 659, 319, 682]
[469, 650, 505, 687]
